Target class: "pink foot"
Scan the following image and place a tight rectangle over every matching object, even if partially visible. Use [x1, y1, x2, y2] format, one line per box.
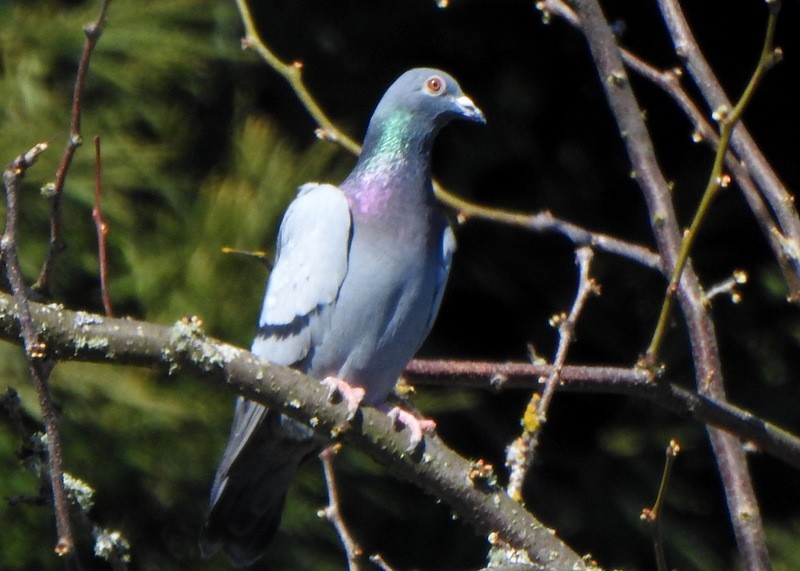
[386, 407, 436, 451]
[321, 377, 365, 420]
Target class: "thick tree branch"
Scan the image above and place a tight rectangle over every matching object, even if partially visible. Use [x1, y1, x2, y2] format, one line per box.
[0, 293, 590, 570]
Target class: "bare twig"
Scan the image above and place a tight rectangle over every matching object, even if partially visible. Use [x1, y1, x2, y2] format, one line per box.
[640, 439, 680, 571]
[406, 359, 653, 388]
[620, 52, 800, 301]
[705, 270, 748, 304]
[2, 145, 74, 556]
[506, 247, 599, 501]
[35, 0, 111, 295]
[406, 357, 800, 472]
[459, 206, 661, 271]
[319, 445, 364, 571]
[233, 0, 360, 155]
[232, 0, 661, 273]
[645, 1, 782, 362]
[92, 136, 113, 316]
[539, 248, 599, 415]
[220, 246, 273, 268]
[658, 0, 800, 306]
[561, 0, 770, 566]
[540, 0, 800, 299]
[0, 0, 110, 561]
[3, 387, 130, 569]
[369, 554, 397, 571]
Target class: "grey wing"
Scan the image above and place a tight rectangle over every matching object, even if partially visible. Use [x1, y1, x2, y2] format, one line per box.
[202, 183, 352, 561]
[251, 182, 353, 366]
[425, 223, 456, 332]
[215, 181, 352, 476]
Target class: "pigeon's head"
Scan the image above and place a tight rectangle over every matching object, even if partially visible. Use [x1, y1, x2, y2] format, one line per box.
[373, 68, 485, 130]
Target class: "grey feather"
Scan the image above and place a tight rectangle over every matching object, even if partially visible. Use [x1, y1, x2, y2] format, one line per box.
[251, 183, 352, 368]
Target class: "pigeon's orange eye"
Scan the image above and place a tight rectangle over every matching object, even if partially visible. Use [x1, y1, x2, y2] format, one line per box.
[424, 75, 445, 96]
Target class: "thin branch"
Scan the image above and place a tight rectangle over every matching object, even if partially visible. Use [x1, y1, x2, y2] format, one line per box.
[369, 554, 397, 571]
[92, 136, 113, 316]
[640, 439, 680, 571]
[2, 387, 131, 569]
[540, 0, 800, 299]
[233, 0, 360, 155]
[2, 146, 75, 556]
[705, 270, 747, 304]
[0, 294, 590, 570]
[406, 359, 653, 388]
[506, 247, 598, 502]
[319, 446, 364, 571]
[35, 0, 111, 295]
[232, 0, 661, 273]
[539, 248, 599, 415]
[619, 52, 800, 301]
[460, 206, 661, 271]
[645, 2, 781, 362]
[554, 1, 770, 566]
[657, 0, 800, 306]
[405, 358, 800, 473]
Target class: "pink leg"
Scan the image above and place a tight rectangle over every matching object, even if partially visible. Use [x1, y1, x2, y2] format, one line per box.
[321, 377, 365, 420]
[385, 407, 436, 451]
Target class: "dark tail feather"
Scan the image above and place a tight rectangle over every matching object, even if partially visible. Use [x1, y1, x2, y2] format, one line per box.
[200, 400, 319, 567]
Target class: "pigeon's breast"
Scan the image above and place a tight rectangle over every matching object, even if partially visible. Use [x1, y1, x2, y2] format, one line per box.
[306, 206, 449, 405]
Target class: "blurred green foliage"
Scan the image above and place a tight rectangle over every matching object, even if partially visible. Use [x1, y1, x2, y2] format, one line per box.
[1, 1, 350, 568]
[2, 0, 800, 570]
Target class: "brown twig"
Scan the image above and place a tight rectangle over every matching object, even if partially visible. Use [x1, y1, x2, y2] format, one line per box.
[539, 0, 799, 298]
[2, 145, 75, 556]
[539, 247, 599, 415]
[640, 439, 680, 571]
[369, 554, 397, 571]
[35, 0, 111, 295]
[645, 0, 781, 362]
[319, 445, 364, 571]
[232, 0, 662, 273]
[92, 136, 112, 316]
[506, 247, 599, 501]
[406, 357, 800, 472]
[551, 1, 771, 567]
[705, 270, 747, 304]
[459, 205, 662, 271]
[618, 51, 800, 301]
[406, 359, 652, 388]
[657, 0, 800, 306]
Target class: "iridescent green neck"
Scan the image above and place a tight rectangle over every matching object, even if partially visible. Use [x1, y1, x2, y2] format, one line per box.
[357, 110, 419, 174]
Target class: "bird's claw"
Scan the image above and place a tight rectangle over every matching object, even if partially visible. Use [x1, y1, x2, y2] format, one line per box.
[321, 377, 365, 421]
[386, 407, 436, 451]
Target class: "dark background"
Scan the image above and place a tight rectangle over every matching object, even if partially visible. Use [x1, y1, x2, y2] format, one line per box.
[1, 0, 799, 569]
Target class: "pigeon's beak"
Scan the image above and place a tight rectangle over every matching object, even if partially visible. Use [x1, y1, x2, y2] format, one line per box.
[454, 95, 486, 124]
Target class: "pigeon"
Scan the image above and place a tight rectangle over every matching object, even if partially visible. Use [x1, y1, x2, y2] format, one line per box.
[200, 67, 485, 567]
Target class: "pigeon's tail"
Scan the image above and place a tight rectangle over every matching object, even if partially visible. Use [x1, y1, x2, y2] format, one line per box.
[200, 400, 320, 567]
